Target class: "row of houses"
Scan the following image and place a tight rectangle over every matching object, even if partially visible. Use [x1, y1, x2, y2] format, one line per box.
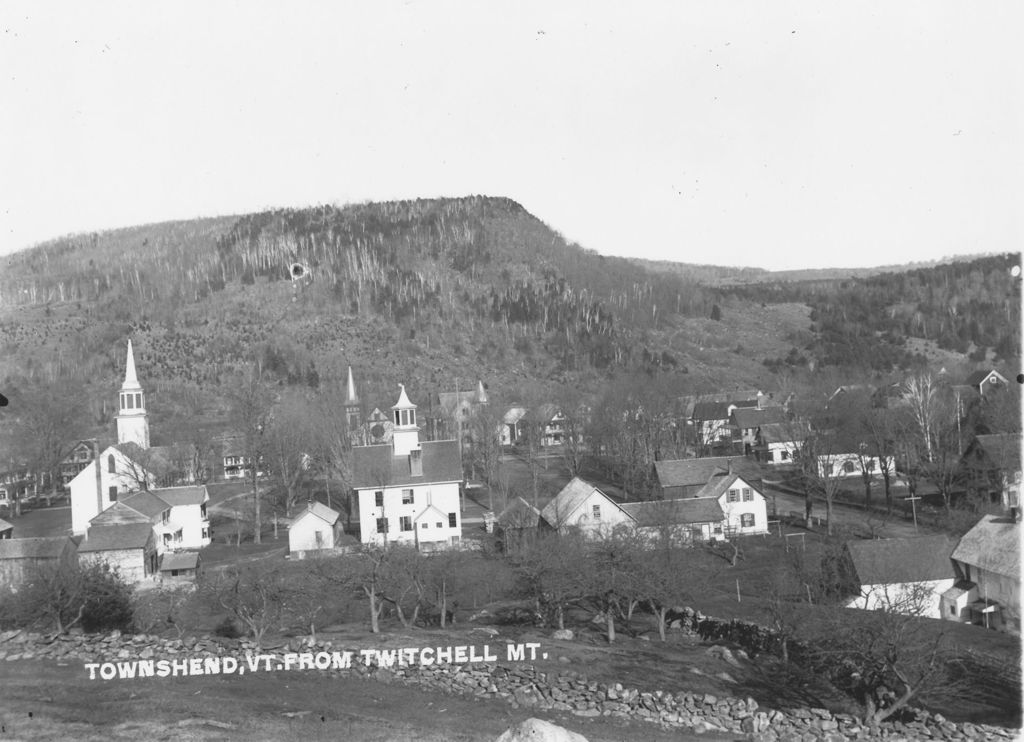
[496, 456, 770, 548]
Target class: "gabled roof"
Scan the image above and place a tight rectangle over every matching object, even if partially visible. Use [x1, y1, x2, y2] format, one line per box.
[503, 407, 528, 425]
[152, 486, 208, 507]
[67, 444, 149, 488]
[160, 551, 199, 571]
[352, 440, 462, 489]
[846, 535, 956, 585]
[79, 524, 154, 552]
[290, 501, 341, 527]
[952, 514, 1021, 580]
[0, 536, 73, 559]
[758, 421, 811, 444]
[437, 384, 487, 417]
[731, 406, 788, 429]
[965, 369, 1008, 387]
[694, 472, 762, 500]
[90, 501, 158, 527]
[0, 518, 13, 533]
[541, 477, 616, 527]
[966, 434, 1022, 474]
[497, 496, 542, 529]
[119, 491, 171, 519]
[620, 497, 724, 527]
[654, 457, 762, 489]
[415, 503, 448, 523]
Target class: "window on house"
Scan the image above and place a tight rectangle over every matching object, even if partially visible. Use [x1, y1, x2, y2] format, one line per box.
[136, 393, 142, 408]
[202, 528, 209, 539]
[949, 604, 955, 616]
[422, 523, 429, 529]
[741, 513, 755, 528]
[108, 455, 116, 474]
[171, 569, 180, 577]
[127, 395, 134, 410]
[400, 516, 412, 532]
[108, 486, 118, 502]
[592, 504, 601, 520]
[780, 450, 789, 461]
[315, 531, 323, 547]
[402, 489, 414, 504]
[843, 461, 856, 474]
[200, 503, 207, 519]
[436, 522, 443, 529]
[163, 533, 171, 545]
[742, 488, 753, 502]
[824, 464, 834, 476]
[374, 491, 384, 507]
[448, 512, 457, 528]
[727, 489, 739, 503]
[376, 517, 388, 533]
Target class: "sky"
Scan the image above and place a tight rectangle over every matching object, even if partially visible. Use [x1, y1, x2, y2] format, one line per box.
[2, 2, 1021, 271]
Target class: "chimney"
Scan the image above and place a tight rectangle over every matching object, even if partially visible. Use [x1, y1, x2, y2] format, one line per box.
[409, 448, 423, 477]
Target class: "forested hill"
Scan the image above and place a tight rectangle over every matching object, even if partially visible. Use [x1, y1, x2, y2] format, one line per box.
[0, 197, 768, 411]
[0, 197, 1017, 417]
[723, 254, 1021, 370]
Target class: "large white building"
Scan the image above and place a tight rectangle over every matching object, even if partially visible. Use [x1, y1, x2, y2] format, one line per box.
[351, 384, 463, 549]
[69, 341, 155, 534]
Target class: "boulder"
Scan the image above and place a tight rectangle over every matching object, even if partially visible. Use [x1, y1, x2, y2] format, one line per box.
[495, 717, 589, 742]
[551, 629, 574, 641]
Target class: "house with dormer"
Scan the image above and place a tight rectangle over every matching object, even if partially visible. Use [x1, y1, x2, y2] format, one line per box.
[652, 457, 769, 536]
[352, 385, 464, 550]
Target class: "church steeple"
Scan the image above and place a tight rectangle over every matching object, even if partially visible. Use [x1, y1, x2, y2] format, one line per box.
[116, 339, 150, 449]
[344, 366, 363, 444]
[391, 384, 420, 456]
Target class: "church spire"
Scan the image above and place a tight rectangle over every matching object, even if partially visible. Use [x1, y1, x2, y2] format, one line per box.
[124, 339, 140, 388]
[476, 379, 488, 404]
[345, 365, 359, 405]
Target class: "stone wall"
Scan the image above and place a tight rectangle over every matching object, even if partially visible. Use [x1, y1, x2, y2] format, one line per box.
[0, 629, 1014, 741]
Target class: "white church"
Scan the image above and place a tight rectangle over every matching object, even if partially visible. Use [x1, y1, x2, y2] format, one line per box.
[70, 341, 156, 534]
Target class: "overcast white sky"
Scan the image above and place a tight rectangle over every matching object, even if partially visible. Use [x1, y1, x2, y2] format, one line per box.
[2, 2, 1021, 271]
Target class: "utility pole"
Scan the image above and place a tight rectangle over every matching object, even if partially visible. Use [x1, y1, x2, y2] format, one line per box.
[904, 493, 921, 532]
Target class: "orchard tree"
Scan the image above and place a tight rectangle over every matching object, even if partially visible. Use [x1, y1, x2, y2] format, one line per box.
[211, 563, 291, 647]
[511, 531, 589, 630]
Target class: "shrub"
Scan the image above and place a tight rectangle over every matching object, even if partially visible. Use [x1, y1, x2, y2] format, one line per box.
[2, 561, 134, 635]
